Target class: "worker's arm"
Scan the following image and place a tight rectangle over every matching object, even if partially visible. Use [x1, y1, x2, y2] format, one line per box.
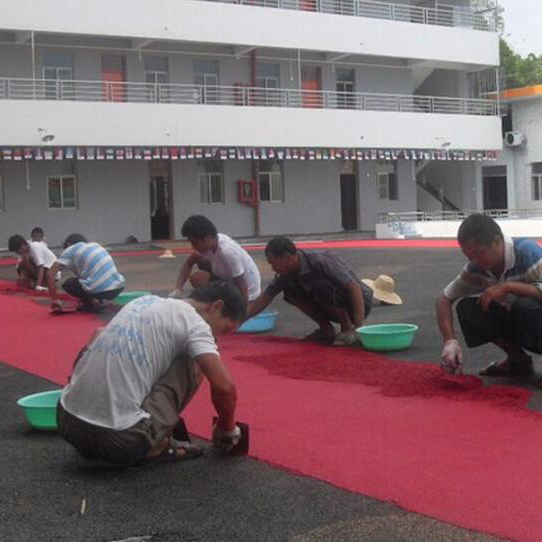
[436, 292, 456, 342]
[436, 292, 463, 373]
[46, 262, 64, 309]
[171, 252, 201, 296]
[195, 353, 236, 432]
[232, 274, 249, 305]
[245, 291, 274, 321]
[479, 281, 542, 311]
[346, 280, 366, 329]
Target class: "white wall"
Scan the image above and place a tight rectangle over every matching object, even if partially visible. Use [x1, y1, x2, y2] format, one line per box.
[0, 100, 503, 150]
[1, 0, 500, 67]
[0, 160, 150, 248]
[359, 160, 416, 230]
[377, 218, 542, 239]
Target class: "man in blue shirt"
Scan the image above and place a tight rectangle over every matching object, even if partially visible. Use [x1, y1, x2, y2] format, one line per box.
[46, 233, 125, 312]
[436, 214, 542, 380]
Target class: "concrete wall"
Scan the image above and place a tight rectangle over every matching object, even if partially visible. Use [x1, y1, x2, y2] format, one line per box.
[358, 159, 416, 230]
[0, 160, 150, 248]
[2, 0, 500, 67]
[420, 161, 477, 210]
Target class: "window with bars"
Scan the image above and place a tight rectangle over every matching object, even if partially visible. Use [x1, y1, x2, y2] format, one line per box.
[377, 165, 398, 201]
[198, 162, 224, 204]
[533, 163, 542, 201]
[258, 162, 284, 202]
[47, 175, 77, 209]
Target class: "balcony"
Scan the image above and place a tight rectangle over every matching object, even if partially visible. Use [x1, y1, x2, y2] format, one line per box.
[0, 77, 501, 150]
[0, 78, 498, 116]
[200, 0, 496, 31]
[2, 0, 500, 68]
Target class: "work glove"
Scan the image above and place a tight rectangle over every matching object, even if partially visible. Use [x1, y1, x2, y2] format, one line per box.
[212, 423, 241, 452]
[333, 331, 358, 346]
[35, 285, 48, 292]
[441, 339, 463, 375]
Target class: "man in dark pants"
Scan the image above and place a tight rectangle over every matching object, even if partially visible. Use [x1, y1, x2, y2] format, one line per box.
[246, 236, 372, 346]
[436, 214, 542, 380]
[46, 233, 125, 311]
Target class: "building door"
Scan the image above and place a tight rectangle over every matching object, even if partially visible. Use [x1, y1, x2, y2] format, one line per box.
[149, 162, 172, 240]
[194, 60, 219, 104]
[336, 69, 355, 109]
[340, 174, 358, 230]
[301, 66, 321, 108]
[102, 54, 126, 102]
[483, 176, 508, 210]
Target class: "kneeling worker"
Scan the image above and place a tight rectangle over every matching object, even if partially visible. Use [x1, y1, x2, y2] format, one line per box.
[246, 236, 372, 346]
[437, 214, 542, 379]
[58, 282, 246, 465]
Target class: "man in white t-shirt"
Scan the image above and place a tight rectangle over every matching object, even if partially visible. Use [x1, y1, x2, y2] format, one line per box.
[57, 281, 246, 466]
[8, 234, 59, 290]
[170, 215, 261, 303]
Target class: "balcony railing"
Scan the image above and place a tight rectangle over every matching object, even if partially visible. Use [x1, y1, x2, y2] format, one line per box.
[378, 209, 542, 224]
[200, 0, 495, 31]
[0, 78, 498, 116]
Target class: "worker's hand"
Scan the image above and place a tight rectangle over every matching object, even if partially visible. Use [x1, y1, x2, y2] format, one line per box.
[441, 339, 463, 375]
[333, 330, 358, 346]
[35, 285, 48, 292]
[212, 423, 241, 452]
[168, 288, 183, 299]
[478, 283, 509, 312]
[51, 299, 64, 312]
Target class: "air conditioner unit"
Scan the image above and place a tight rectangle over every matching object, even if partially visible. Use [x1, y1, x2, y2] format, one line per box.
[505, 131, 525, 147]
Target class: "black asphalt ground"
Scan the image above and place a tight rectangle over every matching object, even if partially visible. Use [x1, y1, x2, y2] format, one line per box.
[3, 244, 540, 541]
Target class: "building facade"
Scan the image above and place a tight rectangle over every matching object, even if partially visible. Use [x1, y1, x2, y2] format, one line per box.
[480, 85, 542, 214]
[0, 0, 501, 247]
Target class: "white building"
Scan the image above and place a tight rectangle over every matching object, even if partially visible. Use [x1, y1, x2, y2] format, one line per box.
[0, 0, 501, 247]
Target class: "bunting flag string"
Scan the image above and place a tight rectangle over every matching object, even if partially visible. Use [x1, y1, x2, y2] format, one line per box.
[0, 147, 500, 162]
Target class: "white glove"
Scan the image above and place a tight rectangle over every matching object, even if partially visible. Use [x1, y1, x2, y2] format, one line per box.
[441, 339, 463, 375]
[333, 331, 358, 346]
[168, 289, 183, 299]
[35, 285, 48, 292]
[212, 423, 241, 452]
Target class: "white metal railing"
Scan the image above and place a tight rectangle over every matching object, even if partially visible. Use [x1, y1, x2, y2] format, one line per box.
[200, 0, 495, 31]
[0, 78, 498, 116]
[378, 209, 542, 225]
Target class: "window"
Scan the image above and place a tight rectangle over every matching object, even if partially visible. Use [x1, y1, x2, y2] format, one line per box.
[47, 175, 77, 209]
[255, 63, 280, 106]
[198, 162, 224, 204]
[377, 164, 398, 201]
[258, 162, 284, 202]
[194, 60, 219, 104]
[43, 51, 73, 99]
[336, 69, 355, 109]
[533, 163, 542, 201]
[144, 56, 169, 102]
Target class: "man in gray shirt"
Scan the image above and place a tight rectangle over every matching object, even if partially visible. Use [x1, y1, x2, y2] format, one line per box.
[246, 237, 372, 346]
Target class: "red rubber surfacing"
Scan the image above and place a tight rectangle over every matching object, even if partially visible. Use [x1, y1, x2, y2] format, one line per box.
[2, 285, 542, 541]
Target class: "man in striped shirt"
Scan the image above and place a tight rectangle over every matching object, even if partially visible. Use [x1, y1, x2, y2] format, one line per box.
[46, 233, 125, 312]
[437, 214, 542, 380]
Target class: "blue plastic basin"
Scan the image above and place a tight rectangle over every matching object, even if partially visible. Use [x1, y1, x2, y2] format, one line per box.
[356, 323, 419, 351]
[237, 311, 278, 333]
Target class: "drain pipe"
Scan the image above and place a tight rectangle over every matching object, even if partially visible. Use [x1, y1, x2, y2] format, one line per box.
[250, 49, 261, 237]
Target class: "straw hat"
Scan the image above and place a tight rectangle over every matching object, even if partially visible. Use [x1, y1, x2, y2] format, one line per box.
[159, 249, 176, 259]
[362, 275, 403, 305]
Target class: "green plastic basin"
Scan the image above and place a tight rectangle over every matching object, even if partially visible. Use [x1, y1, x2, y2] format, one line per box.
[17, 389, 62, 431]
[356, 323, 419, 352]
[113, 291, 151, 306]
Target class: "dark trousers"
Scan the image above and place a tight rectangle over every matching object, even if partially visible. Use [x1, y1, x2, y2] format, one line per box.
[456, 296, 542, 354]
[284, 278, 372, 323]
[62, 277, 123, 305]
